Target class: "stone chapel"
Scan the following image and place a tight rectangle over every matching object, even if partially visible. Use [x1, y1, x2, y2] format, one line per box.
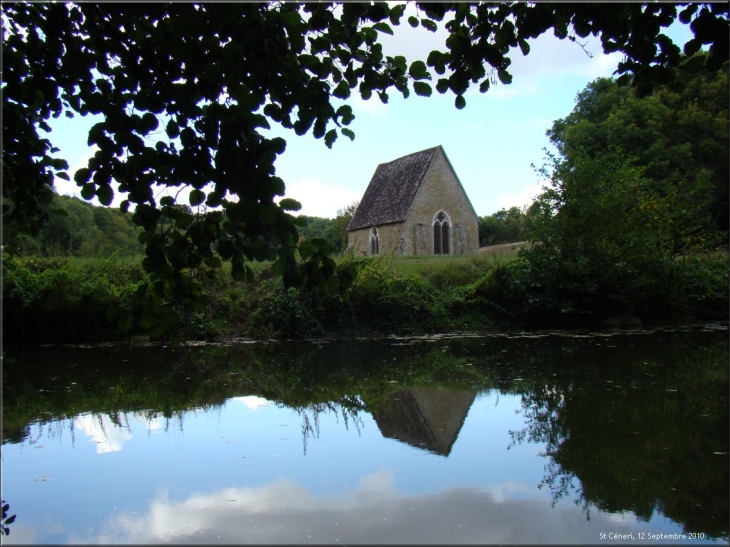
[347, 145, 479, 256]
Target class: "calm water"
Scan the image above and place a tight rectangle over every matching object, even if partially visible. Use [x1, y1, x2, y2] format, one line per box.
[2, 325, 728, 544]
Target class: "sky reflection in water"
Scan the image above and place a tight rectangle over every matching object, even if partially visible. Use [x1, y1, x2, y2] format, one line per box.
[3, 330, 727, 544]
[3, 389, 715, 544]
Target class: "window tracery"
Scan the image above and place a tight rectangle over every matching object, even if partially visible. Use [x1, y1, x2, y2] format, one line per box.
[433, 211, 451, 255]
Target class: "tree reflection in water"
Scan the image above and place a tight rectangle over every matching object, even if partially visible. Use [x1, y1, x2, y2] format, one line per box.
[4, 328, 727, 540]
[295, 396, 367, 455]
[506, 337, 729, 540]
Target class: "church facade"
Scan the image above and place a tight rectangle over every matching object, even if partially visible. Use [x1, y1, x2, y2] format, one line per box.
[347, 146, 479, 256]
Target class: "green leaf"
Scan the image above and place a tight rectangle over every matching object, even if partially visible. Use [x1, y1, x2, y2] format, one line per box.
[497, 69, 513, 85]
[279, 198, 302, 211]
[166, 119, 180, 139]
[325, 128, 338, 148]
[55, 172, 70, 181]
[684, 39, 702, 57]
[615, 73, 632, 87]
[270, 137, 287, 154]
[97, 185, 113, 206]
[259, 203, 277, 224]
[436, 79, 450, 94]
[373, 22, 393, 35]
[204, 256, 222, 268]
[336, 105, 355, 125]
[409, 60, 430, 80]
[141, 112, 159, 133]
[204, 191, 221, 207]
[333, 80, 351, 99]
[189, 189, 205, 206]
[80, 183, 96, 200]
[680, 54, 706, 73]
[342, 127, 355, 141]
[679, 4, 697, 24]
[271, 258, 285, 276]
[518, 39, 530, 56]
[361, 27, 377, 43]
[74, 168, 91, 185]
[299, 240, 317, 260]
[231, 262, 246, 281]
[389, 3, 406, 25]
[118, 312, 134, 332]
[408, 16, 419, 28]
[32, 89, 45, 109]
[413, 81, 432, 97]
[311, 238, 333, 254]
[455, 95, 466, 110]
[139, 310, 156, 329]
[421, 19, 438, 32]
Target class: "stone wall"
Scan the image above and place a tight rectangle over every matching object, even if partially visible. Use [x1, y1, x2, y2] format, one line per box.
[347, 148, 479, 256]
[348, 222, 406, 256]
[402, 148, 479, 255]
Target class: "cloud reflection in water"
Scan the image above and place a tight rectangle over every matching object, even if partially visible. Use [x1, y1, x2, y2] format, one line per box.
[67, 469, 651, 544]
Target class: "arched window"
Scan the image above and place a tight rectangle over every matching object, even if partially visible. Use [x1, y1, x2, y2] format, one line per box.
[433, 211, 451, 255]
[369, 227, 379, 255]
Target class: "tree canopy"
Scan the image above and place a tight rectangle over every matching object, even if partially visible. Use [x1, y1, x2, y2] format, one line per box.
[3, 2, 728, 332]
[548, 54, 729, 238]
[508, 58, 728, 324]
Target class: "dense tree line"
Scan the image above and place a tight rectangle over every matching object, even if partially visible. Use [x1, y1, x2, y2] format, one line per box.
[478, 206, 529, 246]
[295, 200, 359, 254]
[15, 193, 143, 257]
[475, 56, 729, 326]
[547, 52, 728, 240]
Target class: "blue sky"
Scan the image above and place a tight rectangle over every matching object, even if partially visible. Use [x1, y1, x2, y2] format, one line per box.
[47, 6, 695, 218]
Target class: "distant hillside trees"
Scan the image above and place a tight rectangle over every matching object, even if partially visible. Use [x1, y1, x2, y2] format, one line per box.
[479, 206, 529, 246]
[296, 215, 342, 253]
[15, 193, 144, 257]
[297, 201, 360, 254]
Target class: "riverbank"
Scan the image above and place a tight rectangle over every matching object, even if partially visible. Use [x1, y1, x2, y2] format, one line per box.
[3, 250, 728, 345]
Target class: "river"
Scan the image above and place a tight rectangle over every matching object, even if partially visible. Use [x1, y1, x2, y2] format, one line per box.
[2, 324, 727, 544]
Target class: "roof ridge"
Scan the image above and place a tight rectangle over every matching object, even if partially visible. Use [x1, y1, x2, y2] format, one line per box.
[381, 145, 441, 166]
[347, 145, 448, 232]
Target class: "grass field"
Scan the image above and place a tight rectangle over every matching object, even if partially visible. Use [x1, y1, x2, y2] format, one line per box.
[219, 242, 527, 280]
[367, 243, 524, 287]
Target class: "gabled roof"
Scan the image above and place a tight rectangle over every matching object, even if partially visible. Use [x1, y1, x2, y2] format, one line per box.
[371, 387, 477, 456]
[347, 146, 441, 231]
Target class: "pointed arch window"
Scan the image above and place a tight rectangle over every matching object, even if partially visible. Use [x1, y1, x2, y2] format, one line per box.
[433, 211, 451, 255]
[370, 227, 379, 255]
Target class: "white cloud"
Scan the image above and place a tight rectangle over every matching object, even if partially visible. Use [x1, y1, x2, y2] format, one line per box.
[66, 470, 662, 544]
[232, 396, 272, 411]
[504, 32, 623, 84]
[73, 412, 167, 454]
[497, 182, 543, 211]
[350, 95, 390, 117]
[75, 413, 133, 455]
[375, 6, 624, 102]
[280, 178, 361, 219]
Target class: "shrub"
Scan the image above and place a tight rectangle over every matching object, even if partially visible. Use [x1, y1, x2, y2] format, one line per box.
[248, 279, 325, 337]
[3, 256, 147, 344]
[348, 259, 441, 331]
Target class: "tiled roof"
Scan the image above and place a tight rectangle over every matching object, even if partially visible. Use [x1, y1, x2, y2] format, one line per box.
[347, 146, 441, 231]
